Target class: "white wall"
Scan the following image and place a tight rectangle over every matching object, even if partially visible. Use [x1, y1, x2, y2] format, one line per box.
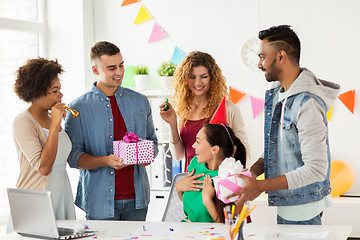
[45, 0, 95, 218]
[46, 0, 94, 103]
[91, 0, 360, 193]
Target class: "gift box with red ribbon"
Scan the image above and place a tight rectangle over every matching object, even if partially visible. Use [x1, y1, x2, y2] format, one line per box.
[113, 132, 154, 165]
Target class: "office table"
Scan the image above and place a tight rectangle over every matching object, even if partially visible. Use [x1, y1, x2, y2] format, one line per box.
[2, 220, 352, 240]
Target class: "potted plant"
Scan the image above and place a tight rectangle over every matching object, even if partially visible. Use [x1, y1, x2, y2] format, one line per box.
[157, 61, 176, 89]
[134, 65, 151, 91]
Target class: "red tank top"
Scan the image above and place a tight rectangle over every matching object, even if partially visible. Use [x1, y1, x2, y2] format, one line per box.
[179, 118, 208, 171]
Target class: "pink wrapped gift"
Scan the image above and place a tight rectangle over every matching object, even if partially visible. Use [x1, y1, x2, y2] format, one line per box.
[113, 132, 154, 165]
[213, 158, 252, 204]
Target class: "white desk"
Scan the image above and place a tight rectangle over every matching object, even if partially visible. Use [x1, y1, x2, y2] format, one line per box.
[1, 220, 352, 240]
[252, 193, 360, 237]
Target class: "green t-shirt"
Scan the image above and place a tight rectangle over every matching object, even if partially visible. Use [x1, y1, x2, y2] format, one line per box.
[182, 156, 218, 222]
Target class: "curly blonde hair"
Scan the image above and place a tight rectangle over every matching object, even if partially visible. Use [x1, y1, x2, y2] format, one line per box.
[171, 51, 227, 123]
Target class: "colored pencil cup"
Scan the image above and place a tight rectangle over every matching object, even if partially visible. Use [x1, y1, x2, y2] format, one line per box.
[235, 221, 244, 240]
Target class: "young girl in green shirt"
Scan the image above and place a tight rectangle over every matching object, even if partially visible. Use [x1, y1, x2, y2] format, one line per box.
[176, 123, 247, 223]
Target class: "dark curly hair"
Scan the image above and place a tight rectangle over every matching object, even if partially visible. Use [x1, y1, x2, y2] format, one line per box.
[14, 57, 64, 103]
[258, 25, 301, 64]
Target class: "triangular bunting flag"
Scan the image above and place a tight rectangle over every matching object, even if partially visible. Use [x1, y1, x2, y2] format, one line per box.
[133, 5, 153, 24]
[327, 106, 333, 121]
[148, 23, 168, 43]
[171, 47, 186, 65]
[338, 90, 355, 114]
[229, 86, 246, 104]
[250, 96, 265, 119]
[121, 0, 140, 7]
[209, 97, 229, 126]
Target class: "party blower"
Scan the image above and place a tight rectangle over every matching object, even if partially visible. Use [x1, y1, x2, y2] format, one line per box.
[64, 105, 79, 118]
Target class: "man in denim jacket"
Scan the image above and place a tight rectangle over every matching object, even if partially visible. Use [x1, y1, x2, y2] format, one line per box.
[228, 25, 340, 224]
[65, 41, 158, 220]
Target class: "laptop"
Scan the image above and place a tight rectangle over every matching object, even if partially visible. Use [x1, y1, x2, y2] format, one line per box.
[7, 188, 96, 239]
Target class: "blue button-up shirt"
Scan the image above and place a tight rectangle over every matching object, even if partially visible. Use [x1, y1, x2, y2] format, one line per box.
[65, 83, 158, 219]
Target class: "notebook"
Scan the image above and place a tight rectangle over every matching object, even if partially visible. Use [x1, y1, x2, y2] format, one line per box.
[7, 188, 96, 239]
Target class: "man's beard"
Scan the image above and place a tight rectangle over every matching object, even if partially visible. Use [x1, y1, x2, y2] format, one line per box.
[263, 59, 281, 82]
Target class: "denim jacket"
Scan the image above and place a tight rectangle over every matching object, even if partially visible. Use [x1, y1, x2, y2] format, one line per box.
[65, 83, 158, 219]
[263, 69, 340, 207]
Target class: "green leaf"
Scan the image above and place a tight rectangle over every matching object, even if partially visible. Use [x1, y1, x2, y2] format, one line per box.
[135, 66, 149, 75]
[157, 61, 177, 76]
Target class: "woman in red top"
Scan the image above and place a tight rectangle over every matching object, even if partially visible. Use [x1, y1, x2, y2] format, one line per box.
[159, 51, 250, 171]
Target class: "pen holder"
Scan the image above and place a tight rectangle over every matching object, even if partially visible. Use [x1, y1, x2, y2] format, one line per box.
[237, 221, 244, 240]
[230, 221, 244, 240]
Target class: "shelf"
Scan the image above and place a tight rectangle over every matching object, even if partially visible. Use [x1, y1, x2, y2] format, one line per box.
[139, 89, 170, 98]
[150, 187, 171, 192]
[142, 89, 179, 191]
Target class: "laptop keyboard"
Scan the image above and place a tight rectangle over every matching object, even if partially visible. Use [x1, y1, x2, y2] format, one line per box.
[58, 227, 95, 239]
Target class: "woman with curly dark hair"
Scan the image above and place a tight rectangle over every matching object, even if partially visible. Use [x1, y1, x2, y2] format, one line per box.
[11, 58, 75, 221]
[159, 51, 250, 171]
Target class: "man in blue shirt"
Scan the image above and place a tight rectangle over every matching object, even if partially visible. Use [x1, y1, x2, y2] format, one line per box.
[65, 41, 158, 220]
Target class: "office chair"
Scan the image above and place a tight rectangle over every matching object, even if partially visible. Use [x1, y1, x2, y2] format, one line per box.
[161, 173, 187, 222]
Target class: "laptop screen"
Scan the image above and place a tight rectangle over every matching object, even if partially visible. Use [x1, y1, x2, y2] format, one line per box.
[7, 188, 60, 238]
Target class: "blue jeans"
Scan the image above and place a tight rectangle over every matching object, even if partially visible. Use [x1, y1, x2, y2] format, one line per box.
[277, 212, 323, 225]
[89, 198, 148, 221]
